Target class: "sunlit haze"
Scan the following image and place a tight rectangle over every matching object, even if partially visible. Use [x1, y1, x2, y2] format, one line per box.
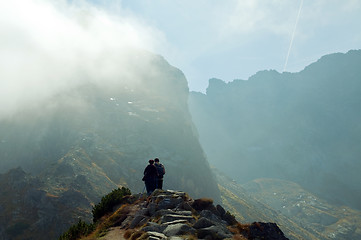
[0, 0, 162, 119]
[110, 0, 361, 91]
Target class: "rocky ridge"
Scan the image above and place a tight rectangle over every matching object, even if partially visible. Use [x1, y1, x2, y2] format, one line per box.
[189, 49, 361, 210]
[84, 189, 289, 240]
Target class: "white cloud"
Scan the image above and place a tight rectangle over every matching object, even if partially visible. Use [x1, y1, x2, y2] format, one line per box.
[220, 0, 303, 39]
[0, 0, 163, 119]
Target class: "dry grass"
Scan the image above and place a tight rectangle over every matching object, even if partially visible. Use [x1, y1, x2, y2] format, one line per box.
[81, 204, 132, 239]
[228, 222, 251, 239]
[232, 234, 248, 240]
[129, 230, 145, 240]
[123, 229, 135, 239]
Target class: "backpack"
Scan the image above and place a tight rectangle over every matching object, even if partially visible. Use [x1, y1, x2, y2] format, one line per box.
[155, 163, 165, 177]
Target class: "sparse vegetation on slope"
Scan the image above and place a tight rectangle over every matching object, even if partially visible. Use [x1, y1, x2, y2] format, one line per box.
[92, 187, 131, 223]
[58, 220, 95, 240]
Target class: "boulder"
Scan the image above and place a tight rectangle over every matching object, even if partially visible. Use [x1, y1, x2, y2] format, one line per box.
[216, 204, 226, 217]
[172, 210, 192, 216]
[165, 190, 188, 199]
[248, 222, 289, 240]
[193, 217, 215, 229]
[200, 210, 222, 223]
[137, 207, 149, 217]
[176, 201, 193, 211]
[163, 223, 196, 237]
[147, 202, 157, 216]
[142, 222, 167, 233]
[146, 231, 167, 240]
[154, 209, 176, 217]
[197, 225, 232, 240]
[155, 209, 192, 217]
[157, 198, 183, 210]
[162, 220, 188, 225]
[120, 215, 133, 229]
[222, 211, 238, 225]
[160, 214, 195, 224]
[130, 215, 147, 229]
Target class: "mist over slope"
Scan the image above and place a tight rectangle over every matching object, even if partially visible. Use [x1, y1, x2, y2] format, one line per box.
[0, 52, 220, 239]
[0, 51, 219, 199]
[189, 49, 361, 209]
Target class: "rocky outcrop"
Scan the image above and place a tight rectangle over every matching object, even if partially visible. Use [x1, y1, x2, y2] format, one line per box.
[95, 189, 289, 240]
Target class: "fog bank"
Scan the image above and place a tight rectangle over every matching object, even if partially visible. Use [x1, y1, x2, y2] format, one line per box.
[0, 0, 163, 120]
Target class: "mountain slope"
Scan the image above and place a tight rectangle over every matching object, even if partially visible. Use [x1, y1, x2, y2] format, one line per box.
[0, 52, 219, 239]
[215, 169, 361, 240]
[189, 49, 361, 209]
[214, 169, 323, 240]
[242, 178, 361, 240]
[0, 167, 92, 240]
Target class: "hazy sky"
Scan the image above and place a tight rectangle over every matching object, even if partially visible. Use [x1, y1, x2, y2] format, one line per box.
[89, 0, 361, 92]
[1, 0, 361, 115]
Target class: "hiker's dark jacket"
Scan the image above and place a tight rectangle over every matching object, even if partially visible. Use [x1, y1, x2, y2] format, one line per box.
[143, 164, 158, 181]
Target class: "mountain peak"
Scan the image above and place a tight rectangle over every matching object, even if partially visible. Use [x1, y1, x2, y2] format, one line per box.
[206, 78, 227, 95]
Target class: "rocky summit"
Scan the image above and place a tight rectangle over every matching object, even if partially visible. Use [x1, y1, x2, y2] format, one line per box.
[78, 189, 289, 240]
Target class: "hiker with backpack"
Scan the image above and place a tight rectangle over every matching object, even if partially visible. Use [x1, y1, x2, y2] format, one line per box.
[154, 158, 165, 190]
[142, 159, 158, 195]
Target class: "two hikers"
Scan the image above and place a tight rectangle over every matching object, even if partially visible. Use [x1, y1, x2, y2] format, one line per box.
[142, 158, 165, 195]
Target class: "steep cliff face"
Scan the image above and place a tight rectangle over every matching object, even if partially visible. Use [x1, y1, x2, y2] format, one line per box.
[0, 52, 219, 239]
[189, 50, 361, 209]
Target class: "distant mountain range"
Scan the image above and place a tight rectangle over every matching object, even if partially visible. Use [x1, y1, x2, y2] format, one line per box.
[189, 49, 361, 210]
